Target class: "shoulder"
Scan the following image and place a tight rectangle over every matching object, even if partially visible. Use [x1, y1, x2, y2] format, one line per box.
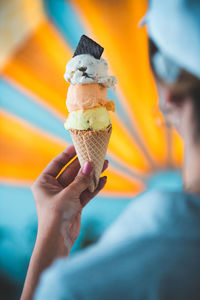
[35, 235, 200, 300]
[99, 189, 192, 245]
[35, 190, 200, 299]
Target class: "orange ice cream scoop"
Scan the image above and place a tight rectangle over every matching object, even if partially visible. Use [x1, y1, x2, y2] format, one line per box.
[66, 83, 115, 112]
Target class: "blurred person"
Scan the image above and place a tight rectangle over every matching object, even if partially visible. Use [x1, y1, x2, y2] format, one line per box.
[21, 0, 200, 299]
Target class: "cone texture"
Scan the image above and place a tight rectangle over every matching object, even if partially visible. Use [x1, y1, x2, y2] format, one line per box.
[70, 125, 112, 192]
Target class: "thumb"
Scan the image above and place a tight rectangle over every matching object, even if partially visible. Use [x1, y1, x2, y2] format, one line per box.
[67, 161, 93, 195]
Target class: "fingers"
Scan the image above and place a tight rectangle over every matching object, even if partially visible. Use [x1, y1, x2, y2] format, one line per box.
[59, 159, 108, 188]
[80, 176, 107, 207]
[80, 159, 108, 204]
[64, 161, 93, 195]
[102, 160, 108, 173]
[42, 146, 76, 177]
[57, 158, 80, 187]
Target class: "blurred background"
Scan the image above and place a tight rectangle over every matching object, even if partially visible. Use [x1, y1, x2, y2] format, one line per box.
[0, 0, 183, 298]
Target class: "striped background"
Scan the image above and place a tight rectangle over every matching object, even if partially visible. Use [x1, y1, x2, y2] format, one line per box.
[0, 0, 183, 283]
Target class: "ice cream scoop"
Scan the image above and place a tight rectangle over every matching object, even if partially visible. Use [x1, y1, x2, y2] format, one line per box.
[64, 107, 111, 130]
[66, 83, 115, 112]
[64, 54, 117, 88]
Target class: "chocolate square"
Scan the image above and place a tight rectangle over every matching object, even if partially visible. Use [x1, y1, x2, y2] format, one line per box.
[73, 35, 104, 59]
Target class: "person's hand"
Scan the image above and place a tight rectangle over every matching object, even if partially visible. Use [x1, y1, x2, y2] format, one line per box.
[21, 146, 108, 300]
[31, 145, 108, 255]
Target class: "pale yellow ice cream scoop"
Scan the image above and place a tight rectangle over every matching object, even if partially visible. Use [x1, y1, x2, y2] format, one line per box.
[64, 107, 111, 130]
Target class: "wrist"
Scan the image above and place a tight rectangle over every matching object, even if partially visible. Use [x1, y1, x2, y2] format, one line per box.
[36, 214, 68, 258]
[20, 218, 67, 300]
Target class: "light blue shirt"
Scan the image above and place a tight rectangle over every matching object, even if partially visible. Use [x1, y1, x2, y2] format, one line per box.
[35, 190, 200, 299]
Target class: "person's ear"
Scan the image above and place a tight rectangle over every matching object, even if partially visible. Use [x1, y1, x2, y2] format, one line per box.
[157, 82, 181, 129]
[157, 83, 173, 111]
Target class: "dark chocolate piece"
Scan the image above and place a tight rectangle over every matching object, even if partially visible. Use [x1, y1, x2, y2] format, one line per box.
[73, 35, 104, 59]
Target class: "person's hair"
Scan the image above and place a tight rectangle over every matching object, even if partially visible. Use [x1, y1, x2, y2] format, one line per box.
[148, 38, 200, 139]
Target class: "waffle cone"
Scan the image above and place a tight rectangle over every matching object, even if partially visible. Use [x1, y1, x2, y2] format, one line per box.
[70, 125, 112, 192]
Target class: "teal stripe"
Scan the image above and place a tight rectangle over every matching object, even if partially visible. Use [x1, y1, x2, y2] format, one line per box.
[0, 185, 36, 281]
[147, 170, 182, 190]
[44, 0, 85, 49]
[0, 79, 71, 143]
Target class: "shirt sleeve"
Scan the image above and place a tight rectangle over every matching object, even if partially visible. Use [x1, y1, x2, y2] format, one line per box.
[34, 259, 74, 300]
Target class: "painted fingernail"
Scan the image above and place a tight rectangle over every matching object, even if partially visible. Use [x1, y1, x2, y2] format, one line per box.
[100, 176, 107, 186]
[103, 176, 107, 181]
[82, 161, 92, 175]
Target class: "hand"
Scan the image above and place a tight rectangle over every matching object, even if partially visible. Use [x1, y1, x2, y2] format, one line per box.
[21, 146, 108, 300]
[32, 145, 108, 255]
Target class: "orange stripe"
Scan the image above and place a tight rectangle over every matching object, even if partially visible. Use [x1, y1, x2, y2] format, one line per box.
[3, 21, 71, 118]
[102, 166, 143, 195]
[0, 109, 67, 181]
[0, 0, 45, 69]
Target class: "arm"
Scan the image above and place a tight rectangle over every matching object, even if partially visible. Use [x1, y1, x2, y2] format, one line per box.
[21, 146, 108, 300]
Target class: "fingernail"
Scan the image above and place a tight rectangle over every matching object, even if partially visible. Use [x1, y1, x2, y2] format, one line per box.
[82, 161, 92, 175]
[100, 176, 107, 187]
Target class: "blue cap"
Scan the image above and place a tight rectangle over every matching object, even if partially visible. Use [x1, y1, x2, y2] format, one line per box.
[141, 0, 200, 78]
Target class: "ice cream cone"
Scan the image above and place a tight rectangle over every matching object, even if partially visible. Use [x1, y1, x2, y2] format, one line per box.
[70, 125, 112, 192]
[64, 36, 116, 193]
